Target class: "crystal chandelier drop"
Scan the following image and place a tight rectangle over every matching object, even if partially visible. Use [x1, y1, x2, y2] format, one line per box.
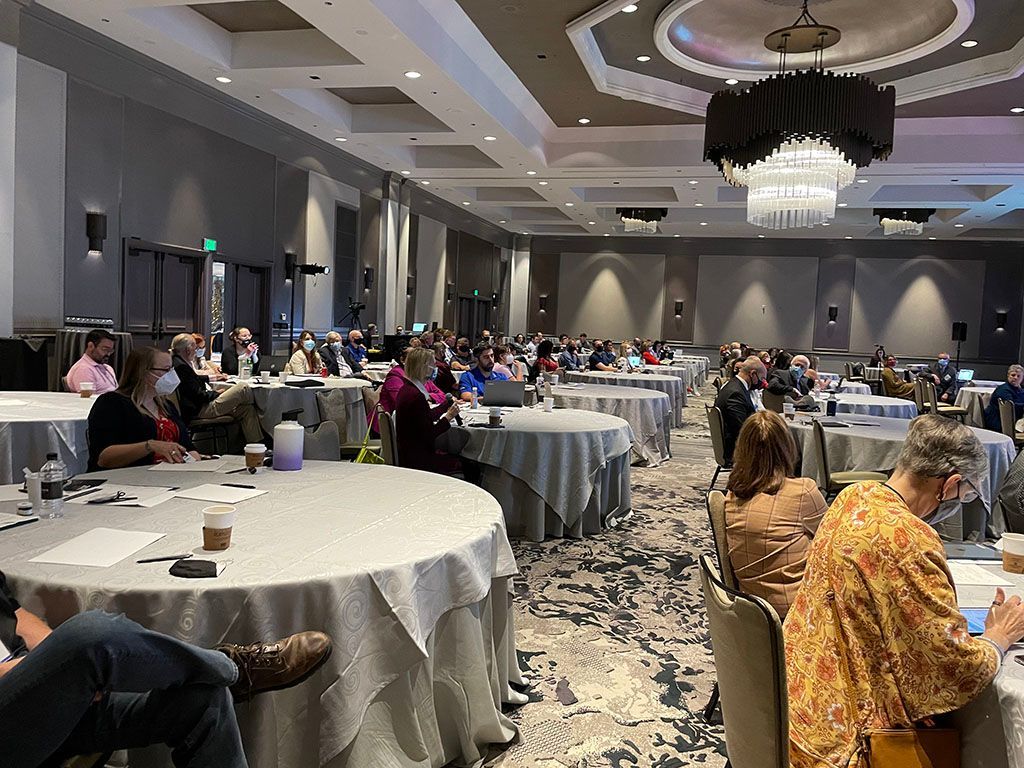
[616, 207, 668, 234]
[874, 208, 935, 236]
[703, 2, 895, 230]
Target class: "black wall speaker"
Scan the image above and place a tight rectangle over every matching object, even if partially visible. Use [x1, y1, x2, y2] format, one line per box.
[406, 275, 416, 296]
[446, 282, 455, 301]
[951, 321, 968, 342]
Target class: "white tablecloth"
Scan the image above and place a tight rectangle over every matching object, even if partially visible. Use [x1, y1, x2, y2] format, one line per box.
[837, 381, 872, 395]
[246, 377, 370, 441]
[815, 393, 918, 419]
[552, 383, 673, 466]
[788, 414, 1015, 537]
[458, 407, 633, 541]
[649, 364, 693, 395]
[671, 355, 709, 386]
[957, 386, 996, 429]
[0, 459, 520, 767]
[563, 370, 685, 426]
[0, 392, 94, 483]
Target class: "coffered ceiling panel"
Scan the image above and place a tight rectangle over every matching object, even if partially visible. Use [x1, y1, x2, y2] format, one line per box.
[190, 0, 312, 33]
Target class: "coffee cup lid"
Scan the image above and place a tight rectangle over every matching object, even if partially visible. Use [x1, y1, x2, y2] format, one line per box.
[244, 443, 267, 452]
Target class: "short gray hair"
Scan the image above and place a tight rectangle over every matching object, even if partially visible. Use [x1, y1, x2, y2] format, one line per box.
[1009, 365, 1023, 377]
[895, 415, 986, 480]
[170, 333, 194, 355]
[325, 331, 342, 343]
[739, 355, 766, 377]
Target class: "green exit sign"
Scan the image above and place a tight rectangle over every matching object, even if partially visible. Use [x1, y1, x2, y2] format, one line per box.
[473, 289, 479, 296]
[202, 238, 217, 252]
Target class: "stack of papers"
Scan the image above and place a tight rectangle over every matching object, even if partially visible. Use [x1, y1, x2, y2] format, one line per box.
[174, 484, 267, 503]
[947, 561, 1013, 587]
[148, 460, 227, 473]
[29, 528, 165, 567]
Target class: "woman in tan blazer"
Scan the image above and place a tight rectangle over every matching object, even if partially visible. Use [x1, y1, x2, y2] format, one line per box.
[723, 410, 826, 620]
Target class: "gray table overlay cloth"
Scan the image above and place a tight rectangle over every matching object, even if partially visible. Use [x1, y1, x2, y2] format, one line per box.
[563, 371, 685, 426]
[0, 460, 520, 767]
[552, 383, 673, 466]
[815, 393, 918, 419]
[0, 391, 94, 482]
[245, 377, 370, 442]
[956, 386, 995, 429]
[458, 407, 633, 541]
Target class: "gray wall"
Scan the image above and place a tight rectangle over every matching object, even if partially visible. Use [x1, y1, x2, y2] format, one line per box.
[558, 251, 665, 340]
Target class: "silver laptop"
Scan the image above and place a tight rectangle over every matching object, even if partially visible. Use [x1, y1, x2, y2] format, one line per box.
[484, 380, 526, 407]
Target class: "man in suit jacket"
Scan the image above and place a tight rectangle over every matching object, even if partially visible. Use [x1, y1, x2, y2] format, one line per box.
[714, 356, 767, 464]
[928, 352, 959, 403]
[767, 354, 811, 398]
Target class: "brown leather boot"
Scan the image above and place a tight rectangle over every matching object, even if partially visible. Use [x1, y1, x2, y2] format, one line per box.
[217, 631, 332, 701]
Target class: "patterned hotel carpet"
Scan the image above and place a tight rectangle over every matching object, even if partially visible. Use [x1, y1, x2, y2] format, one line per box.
[489, 388, 728, 768]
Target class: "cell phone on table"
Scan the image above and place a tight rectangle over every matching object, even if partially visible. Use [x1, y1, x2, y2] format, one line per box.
[961, 608, 988, 636]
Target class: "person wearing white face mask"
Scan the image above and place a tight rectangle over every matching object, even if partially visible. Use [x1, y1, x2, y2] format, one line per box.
[86, 347, 200, 471]
[493, 344, 526, 381]
[284, 330, 326, 375]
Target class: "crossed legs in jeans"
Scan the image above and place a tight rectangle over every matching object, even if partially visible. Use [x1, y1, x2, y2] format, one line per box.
[0, 611, 246, 768]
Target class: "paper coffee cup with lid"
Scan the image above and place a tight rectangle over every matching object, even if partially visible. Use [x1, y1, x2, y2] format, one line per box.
[202, 504, 236, 551]
[1002, 533, 1024, 574]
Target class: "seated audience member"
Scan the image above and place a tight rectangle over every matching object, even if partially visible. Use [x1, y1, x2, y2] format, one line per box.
[394, 348, 465, 476]
[767, 354, 810, 398]
[589, 339, 618, 371]
[785, 415, 1024, 768]
[478, 329, 493, 346]
[558, 334, 570, 349]
[65, 329, 119, 395]
[578, 332, 592, 352]
[868, 345, 886, 367]
[440, 332, 457, 363]
[87, 347, 198, 471]
[725, 411, 826, 620]
[220, 327, 261, 376]
[0, 581, 332, 768]
[452, 337, 474, 370]
[558, 339, 583, 371]
[459, 345, 510, 402]
[170, 334, 263, 443]
[373, 345, 446, 434]
[432, 342, 459, 394]
[880, 355, 916, 400]
[530, 340, 559, 379]
[714, 356, 767, 465]
[341, 330, 368, 372]
[365, 323, 378, 347]
[511, 333, 527, 354]
[285, 330, 325, 375]
[616, 341, 633, 368]
[759, 350, 773, 371]
[929, 351, 959, 403]
[190, 333, 225, 380]
[641, 340, 661, 366]
[320, 332, 354, 377]
[525, 332, 543, 356]
[419, 330, 435, 348]
[494, 344, 527, 381]
[985, 364, 1024, 432]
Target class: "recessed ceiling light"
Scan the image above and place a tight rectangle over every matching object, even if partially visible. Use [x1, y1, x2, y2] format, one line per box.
[588, 221, 596, 225]
[725, 78, 739, 85]
[757, 234, 765, 238]
[856, 178, 869, 184]
[954, 223, 965, 227]
[621, 3, 639, 12]
[538, 181, 549, 186]
[215, 76, 232, 84]
[334, 136, 347, 142]
[526, 170, 537, 176]
[565, 202, 574, 207]
[821, 222, 830, 226]
[928, 236, 936, 240]
[636, 55, 651, 62]
[688, 180, 699, 185]
[699, 222, 708, 226]
[404, 71, 422, 79]
[844, 236, 853, 240]
[401, 170, 411, 175]
[603, 233, 610, 237]
[498, 220, 507, 224]
[673, 234, 681, 237]
[1011, 107, 1024, 114]
[694, 202, 704, 207]
[483, 135, 497, 141]
[577, 117, 591, 124]
[960, 40, 978, 48]
[837, 202, 847, 207]
[462, 201, 471, 206]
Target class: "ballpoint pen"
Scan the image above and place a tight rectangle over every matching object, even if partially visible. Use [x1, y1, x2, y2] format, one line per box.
[137, 553, 194, 564]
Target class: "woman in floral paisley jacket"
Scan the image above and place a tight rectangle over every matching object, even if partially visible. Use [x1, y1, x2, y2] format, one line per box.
[784, 415, 1024, 767]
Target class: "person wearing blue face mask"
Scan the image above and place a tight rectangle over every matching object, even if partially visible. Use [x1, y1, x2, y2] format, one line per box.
[927, 351, 959, 403]
[766, 354, 811, 398]
[285, 330, 326, 375]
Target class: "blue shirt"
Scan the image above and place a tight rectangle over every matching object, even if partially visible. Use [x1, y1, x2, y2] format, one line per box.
[459, 366, 509, 396]
[558, 350, 582, 371]
[588, 351, 616, 370]
[346, 343, 366, 364]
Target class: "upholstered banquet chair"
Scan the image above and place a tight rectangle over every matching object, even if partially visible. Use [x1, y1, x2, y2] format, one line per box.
[811, 420, 887, 498]
[699, 554, 789, 768]
[998, 400, 1024, 448]
[706, 406, 732, 491]
[379, 410, 398, 466]
[702, 491, 739, 724]
[761, 391, 785, 414]
[922, 380, 968, 422]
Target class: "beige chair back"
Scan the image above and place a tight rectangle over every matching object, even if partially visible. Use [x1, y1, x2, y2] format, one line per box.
[315, 390, 349, 439]
[379, 409, 398, 466]
[999, 399, 1016, 440]
[712, 376, 723, 392]
[699, 554, 789, 768]
[303, 421, 341, 461]
[912, 378, 926, 413]
[761, 390, 785, 413]
[706, 491, 738, 590]
[361, 385, 381, 416]
[844, 362, 853, 378]
[708, 406, 729, 468]
[812, 419, 832, 489]
[923, 379, 941, 413]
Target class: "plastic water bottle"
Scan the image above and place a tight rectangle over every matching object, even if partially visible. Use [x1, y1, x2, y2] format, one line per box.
[239, 357, 252, 381]
[39, 452, 65, 519]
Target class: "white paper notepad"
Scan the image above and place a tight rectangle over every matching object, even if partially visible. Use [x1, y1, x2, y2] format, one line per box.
[948, 561, 1013, 587]
[148, 460, 227, 473]
[174, 484, 267, 504]
[29, 528, 165, 567]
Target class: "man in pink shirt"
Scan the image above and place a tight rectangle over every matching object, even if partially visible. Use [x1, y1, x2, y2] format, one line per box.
[65, 329, 119, 395]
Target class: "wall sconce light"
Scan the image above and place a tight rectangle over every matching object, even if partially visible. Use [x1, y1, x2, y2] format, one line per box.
[284, 252, 297, 282]
[674, 300, 684, 317]
[492, 291, 500, 304]
[363, 267, 375, 291]
[828, 305, 839, 324]
[406, 275, 416, 296]
[446, 282, 455, 301]
[996, 311, 1008, 331]
[538, 295, 548, 313]
[86, 212, 106, 255]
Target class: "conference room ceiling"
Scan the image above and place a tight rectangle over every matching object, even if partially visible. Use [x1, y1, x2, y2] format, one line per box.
[38, 0, 1024, 241]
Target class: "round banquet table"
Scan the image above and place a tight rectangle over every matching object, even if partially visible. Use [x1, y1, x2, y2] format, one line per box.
[814, 393, 918, 419]
[646, 364, 693, 394]
[670, 356, 709, 387]
[458, 406, 634, 541]
[551, 383, 673, 466]
[956, 386, 996, 428]
[836, 381, 872, 395]
[0, 459, 522, 768]
[787, 413, 1015, 539]
[562, 370, 685, 425]
[0, 392, 94, 483]
[242, 376, 370, 442]
[361, 363, 392, 383]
